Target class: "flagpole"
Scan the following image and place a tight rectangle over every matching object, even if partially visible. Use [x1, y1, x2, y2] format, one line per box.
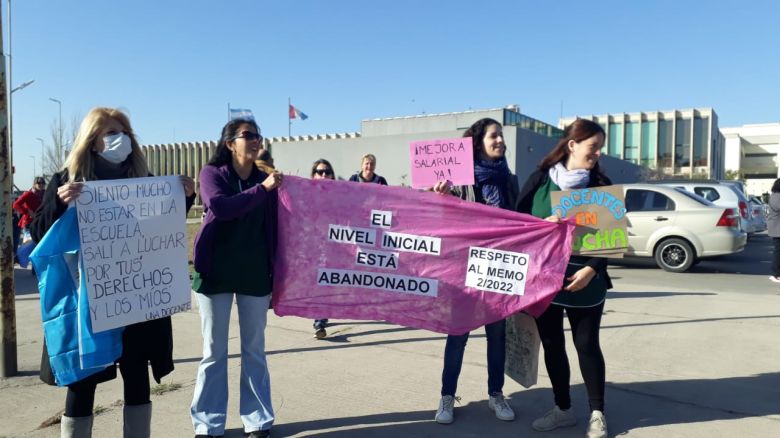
[288, 97, 291, 137]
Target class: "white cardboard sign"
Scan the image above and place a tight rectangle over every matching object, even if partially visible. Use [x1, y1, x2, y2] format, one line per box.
[76, 176, 191, 333]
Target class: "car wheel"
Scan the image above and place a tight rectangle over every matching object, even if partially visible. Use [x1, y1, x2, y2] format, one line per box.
[654, 238, 695, 273]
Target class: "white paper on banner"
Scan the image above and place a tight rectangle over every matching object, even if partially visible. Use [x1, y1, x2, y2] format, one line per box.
[76, 176, 191, 333]
[465, 246, 530, 295]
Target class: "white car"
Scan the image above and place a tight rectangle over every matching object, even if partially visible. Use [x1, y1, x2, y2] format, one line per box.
[747, 195, 768, 233]
[657, 181, 758, 233]
[622, 184, 747, 272]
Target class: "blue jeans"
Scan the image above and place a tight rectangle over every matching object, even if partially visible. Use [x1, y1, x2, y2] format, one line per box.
[441, 319, 506, 397]
[191, 293, 274, 435]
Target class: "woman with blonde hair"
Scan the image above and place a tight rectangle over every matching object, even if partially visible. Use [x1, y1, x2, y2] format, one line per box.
[31, 107, 195, 438]
[348, 153, 388, 185]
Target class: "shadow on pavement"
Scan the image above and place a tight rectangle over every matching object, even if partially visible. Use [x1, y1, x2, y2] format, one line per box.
[14, 267, 39, 296]
[261, 373, 780, 437]
[173, 331, 459, 365]
[601, 314, 780, 331]
[610, 233, 773, 276]
[606, 291, 717, 299]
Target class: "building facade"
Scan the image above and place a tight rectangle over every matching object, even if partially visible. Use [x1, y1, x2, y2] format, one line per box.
[142, 106, 642, 207]
[560, 108, 725, 180]
[722, 123, 780, 195]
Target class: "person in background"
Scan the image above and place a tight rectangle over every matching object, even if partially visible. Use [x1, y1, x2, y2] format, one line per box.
[11, 192, 22, 263]
[255, 148, 275, 174]
[31, 107, 196, 438]
[515, 118, 612, 438]
[13, 176, 46, 233]
[766, 178, 780, 283]
[190, 118, 282, 438]
[310, 158, 336, 339]
[431, 118, 517, 425]
[349, 153, 387, 185]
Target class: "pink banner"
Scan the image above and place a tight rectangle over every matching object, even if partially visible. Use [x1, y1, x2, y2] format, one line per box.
[409, 137, 475, 188]
[272, 176, 575, 335]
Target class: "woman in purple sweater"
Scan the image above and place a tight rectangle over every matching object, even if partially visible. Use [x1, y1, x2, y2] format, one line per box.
[190, 118, 282, 438]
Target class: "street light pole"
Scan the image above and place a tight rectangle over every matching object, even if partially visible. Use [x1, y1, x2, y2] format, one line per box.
[35, 137, 45, 176]
[0, 3, 18, 378]
[6, 0, 10, 171]
[49, 97, 62, 161]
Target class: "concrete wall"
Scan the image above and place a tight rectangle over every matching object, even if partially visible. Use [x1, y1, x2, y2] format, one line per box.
[271, 125, 642, 188]
[361, 109, 505, 137]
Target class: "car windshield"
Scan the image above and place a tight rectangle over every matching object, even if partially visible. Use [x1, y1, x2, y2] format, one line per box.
[673, 188, 715, 206]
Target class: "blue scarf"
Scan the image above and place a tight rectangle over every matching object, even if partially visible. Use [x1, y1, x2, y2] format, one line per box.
[474, 157, 511, 208]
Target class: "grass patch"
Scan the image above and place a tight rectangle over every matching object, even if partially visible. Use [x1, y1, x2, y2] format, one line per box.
[150, 381, 182, 396]
[37, 400, 121, 429]
[37, 410, 64, 429]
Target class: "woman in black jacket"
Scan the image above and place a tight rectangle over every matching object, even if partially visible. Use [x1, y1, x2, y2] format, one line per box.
[32, 107, 195, 438]
[515, 118, 611, 438]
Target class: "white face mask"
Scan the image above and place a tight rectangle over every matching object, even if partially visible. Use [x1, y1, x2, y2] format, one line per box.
[99, 133, 133, 164]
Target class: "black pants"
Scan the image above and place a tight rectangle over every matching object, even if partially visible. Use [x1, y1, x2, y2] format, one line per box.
[64, 357, 151, 417]
[536, 302, 605, 412]
[772, 237, 780, 277]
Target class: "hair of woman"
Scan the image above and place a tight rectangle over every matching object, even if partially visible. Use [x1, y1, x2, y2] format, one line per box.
[771, 178, 780, 194]
[462, 118, 502, 160]
[65, 107, 149, 182]
[311, 158, 335, 177]
[538, 118, 606, 171]
[208, 118, 261, 167]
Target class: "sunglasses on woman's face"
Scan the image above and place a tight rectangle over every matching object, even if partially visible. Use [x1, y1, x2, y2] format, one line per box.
[233, 132, 263, 141]
[314, 168, 333, 176]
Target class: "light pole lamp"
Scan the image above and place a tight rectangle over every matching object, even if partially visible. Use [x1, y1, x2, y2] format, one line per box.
[49, 97, 62, 158]
[35, 137, 45, 175]
[10, 79, 33, 93]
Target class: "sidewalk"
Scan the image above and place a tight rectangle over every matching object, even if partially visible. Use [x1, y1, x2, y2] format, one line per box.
[1, 265, 778, 437]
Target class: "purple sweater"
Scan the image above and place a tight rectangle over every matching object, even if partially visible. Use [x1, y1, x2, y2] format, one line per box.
[192, 163, 277, 277]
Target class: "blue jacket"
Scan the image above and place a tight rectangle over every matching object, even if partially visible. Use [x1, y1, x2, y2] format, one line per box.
[30, 207, 124, 386]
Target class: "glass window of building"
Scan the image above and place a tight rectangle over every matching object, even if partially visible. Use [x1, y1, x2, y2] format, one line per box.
[640, 120, 657, 168]
[608, 122, 623, 157]
[675, 118, 691, 168]
[624, 122, 639, 164]
[693, 117, 709, 167]
[658, 119, 673, 168]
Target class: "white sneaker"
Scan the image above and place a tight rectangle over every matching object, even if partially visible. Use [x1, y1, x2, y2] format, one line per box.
[531, 405, 577, 431]
[587, 410, 608, 438]
[769, 276, 780, 283]
[488, 393, 515, 421]
[435, 395, 459, 424]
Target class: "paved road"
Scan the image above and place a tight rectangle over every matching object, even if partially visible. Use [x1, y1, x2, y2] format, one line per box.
[609, 231, 780, 296]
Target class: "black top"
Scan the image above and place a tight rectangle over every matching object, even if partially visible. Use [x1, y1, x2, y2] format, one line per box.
[515, 167, 614, 292]
[349, 172, 388, 185]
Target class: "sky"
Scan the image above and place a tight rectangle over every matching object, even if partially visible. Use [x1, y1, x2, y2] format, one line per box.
[5, 0, 780, 187]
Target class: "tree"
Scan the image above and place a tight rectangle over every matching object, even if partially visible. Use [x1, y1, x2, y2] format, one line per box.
[43, 114, 79, 175]
[724, 169, 743, 181]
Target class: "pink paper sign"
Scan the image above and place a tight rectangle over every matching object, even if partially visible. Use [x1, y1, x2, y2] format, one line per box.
[409, 137, 475, 188]
[272, 176, 575, 335]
